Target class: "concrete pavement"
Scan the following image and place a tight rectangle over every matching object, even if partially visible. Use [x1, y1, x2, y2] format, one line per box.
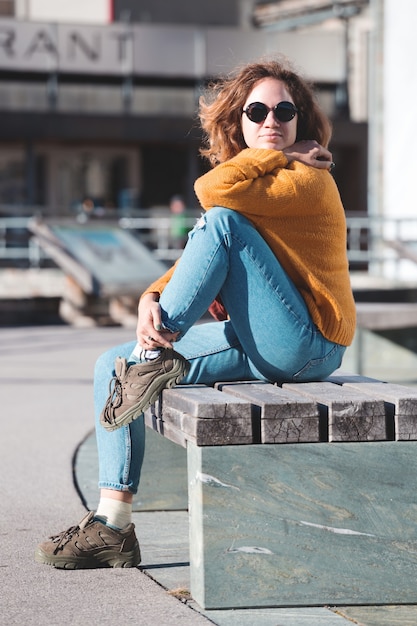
[1, 325, 211, 626]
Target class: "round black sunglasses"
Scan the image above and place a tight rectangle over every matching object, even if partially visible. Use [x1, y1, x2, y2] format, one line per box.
[243, 101, 298, 124]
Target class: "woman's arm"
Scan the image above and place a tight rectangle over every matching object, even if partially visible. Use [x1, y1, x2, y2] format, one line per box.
[194, 147, 290, 212]
[194, 142, 333, 213]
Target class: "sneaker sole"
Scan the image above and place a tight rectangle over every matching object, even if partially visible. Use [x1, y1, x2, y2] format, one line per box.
[34, 543, 141, 569]
[103, 358, 190, 432]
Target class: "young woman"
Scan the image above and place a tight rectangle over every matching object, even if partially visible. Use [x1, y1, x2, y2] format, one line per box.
[36, 58, 356, 569]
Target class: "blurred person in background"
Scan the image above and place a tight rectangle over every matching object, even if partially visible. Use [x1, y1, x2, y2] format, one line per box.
[169, 194, 189, 249]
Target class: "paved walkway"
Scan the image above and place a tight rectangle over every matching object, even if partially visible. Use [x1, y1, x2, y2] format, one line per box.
[1, 326, 210, 626]
[2, 324, 417, 625]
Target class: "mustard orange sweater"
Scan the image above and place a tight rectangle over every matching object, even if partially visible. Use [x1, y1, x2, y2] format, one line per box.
[143, 148, 356, 346]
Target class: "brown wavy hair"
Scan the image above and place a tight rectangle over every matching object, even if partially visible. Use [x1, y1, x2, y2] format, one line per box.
[199, 58, 332, 167]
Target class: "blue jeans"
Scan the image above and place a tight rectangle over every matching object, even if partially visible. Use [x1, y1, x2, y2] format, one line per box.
[95, 207, 346, 493]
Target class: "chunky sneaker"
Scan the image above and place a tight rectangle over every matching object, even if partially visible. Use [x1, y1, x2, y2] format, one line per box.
[100, 348, 190, 432]
[34, 512, 141, 569]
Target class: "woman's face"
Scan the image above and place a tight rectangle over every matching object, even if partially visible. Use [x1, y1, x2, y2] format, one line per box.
[241, 77, 298, 151]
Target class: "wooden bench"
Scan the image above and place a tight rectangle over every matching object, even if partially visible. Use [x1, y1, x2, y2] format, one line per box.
[144, 373, 417, 610]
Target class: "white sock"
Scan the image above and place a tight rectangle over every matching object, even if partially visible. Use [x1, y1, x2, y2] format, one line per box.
[128, 342, 161, 364]
[95, 497, 132, 530]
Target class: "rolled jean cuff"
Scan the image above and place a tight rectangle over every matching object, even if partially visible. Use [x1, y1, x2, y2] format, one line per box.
[98, 481, 137, 494]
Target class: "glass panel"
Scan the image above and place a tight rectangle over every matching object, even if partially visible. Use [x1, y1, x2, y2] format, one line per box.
[0, 81, 196, 114]
[0, 82, 49, 112]
[51, 149, 140, 216]
[0, 148, 26, 206]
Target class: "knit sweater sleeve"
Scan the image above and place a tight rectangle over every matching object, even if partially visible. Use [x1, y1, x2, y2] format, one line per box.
[194, 148, 292, 214]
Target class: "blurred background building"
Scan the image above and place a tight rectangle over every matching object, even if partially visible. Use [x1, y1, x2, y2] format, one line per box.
[1, 0, 416, 382]
[0, 0, 367, 216]
[0, 0, 415, 282]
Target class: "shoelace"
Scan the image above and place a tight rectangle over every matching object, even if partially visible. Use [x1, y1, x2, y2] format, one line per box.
[102, 374, 123, 424]
[51, 523, 83, 553]
[50, 511, 98, 554]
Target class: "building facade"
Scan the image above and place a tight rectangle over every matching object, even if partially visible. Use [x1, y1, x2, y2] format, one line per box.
[0, 0, 368, 220]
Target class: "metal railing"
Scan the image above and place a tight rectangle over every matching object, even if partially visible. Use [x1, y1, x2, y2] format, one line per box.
[118, 215, 198, 261]
[345, 213, 417, 272]
[1, 212, 417, 271]
[0, 216, 46, 266]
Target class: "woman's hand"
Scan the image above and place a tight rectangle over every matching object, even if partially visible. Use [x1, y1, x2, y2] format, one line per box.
[136, 292, 178, 349]
[283, 140, 335, 170]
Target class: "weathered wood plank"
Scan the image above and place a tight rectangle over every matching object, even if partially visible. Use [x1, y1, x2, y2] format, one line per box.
[162, 385, 252, 419]
[331, 378, 417, 414]
[144, 405, 188, 447]
[151, 385, 254, 445]
[157, 420, 190, 448]
[147, 375, 412, 445]
[216, 381, 320, 443]
[282, 381, 388, 442]
[162, 405, 253, 446]
[327, 376, 417, 441]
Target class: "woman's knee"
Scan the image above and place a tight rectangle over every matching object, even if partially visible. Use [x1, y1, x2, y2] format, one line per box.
[206, 206, 250, 225]
[195, 207, 254, 240]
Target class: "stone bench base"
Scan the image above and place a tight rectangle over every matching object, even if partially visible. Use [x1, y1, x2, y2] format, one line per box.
[188, 440, 417, 610]
[144, 373, 417, 610]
